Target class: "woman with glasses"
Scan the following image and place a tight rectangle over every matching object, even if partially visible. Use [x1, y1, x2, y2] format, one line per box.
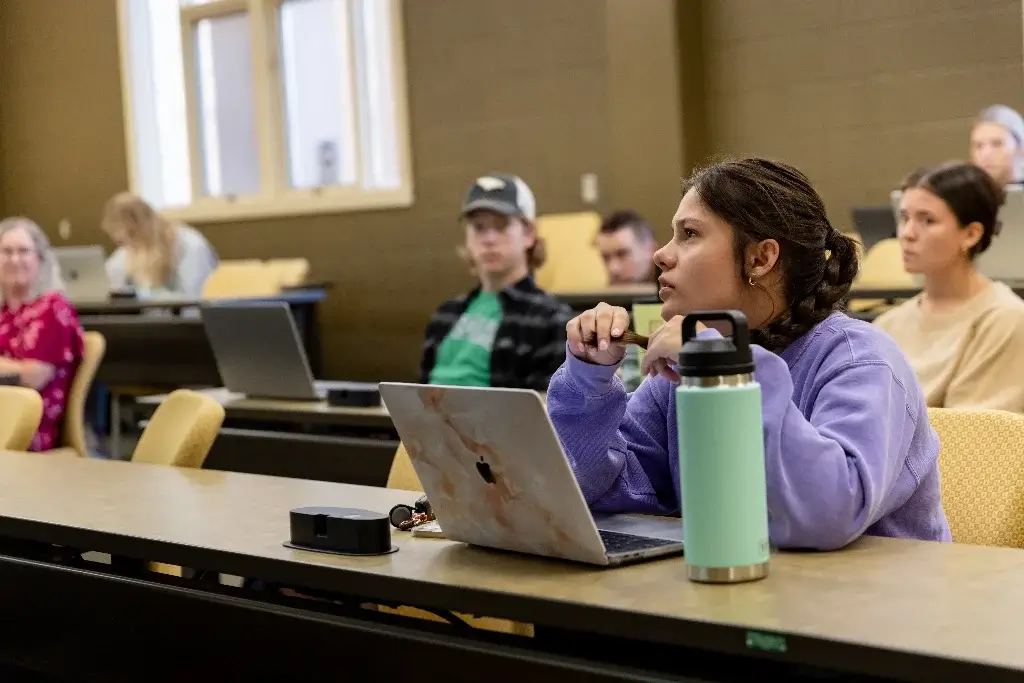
[0, 217, 84, 451]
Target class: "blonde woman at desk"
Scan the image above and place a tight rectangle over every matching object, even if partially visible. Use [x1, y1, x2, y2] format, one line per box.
[102, 193, 219, 299]
[548, 158, 949, 550]
[875, 162, 1024, 411]
[0, 217, 84, 451]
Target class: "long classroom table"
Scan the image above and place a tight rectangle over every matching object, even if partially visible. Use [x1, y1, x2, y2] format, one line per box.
[0, 452, 1023, 681]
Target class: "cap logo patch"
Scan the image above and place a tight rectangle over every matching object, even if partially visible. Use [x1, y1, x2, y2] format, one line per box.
[475, 176, 507, 192]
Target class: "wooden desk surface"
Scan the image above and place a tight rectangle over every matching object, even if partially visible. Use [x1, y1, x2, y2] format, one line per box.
[555, 285, 658, 310]
[0, 452, 1022, 675]
[71, 288, 327, 314]
[134, 387, 393, 428]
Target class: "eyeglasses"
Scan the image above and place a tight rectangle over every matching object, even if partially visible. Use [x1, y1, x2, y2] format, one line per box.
[0, 247, 36, 259]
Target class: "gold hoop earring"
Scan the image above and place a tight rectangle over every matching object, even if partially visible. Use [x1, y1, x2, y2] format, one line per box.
[748, 276, 756, 287]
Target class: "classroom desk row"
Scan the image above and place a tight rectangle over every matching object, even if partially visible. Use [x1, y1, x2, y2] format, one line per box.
[0, 452, 1021, 681]
[553, 284, 984, 316]
[75, 286, 328, 385]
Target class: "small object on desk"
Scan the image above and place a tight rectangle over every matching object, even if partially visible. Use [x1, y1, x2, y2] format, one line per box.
[389, 495, 434, 531]
[584, 330, 649, 349]
[109, 287, 137, 300]
[284, 506, 397, 556]
[325, 381, 381, 407]
[0, 372, 18, 386]
[410, 520, 446, 538]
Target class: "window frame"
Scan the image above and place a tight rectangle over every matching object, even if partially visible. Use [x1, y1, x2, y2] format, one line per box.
[115, 0, 414, 224]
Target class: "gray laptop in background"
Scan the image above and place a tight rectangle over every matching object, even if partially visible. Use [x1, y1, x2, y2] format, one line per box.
[200, 302, 369, 401]
[54, 245, 110, 302]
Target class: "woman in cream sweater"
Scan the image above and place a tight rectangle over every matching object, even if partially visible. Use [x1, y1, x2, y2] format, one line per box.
[875, 162, 1024, 411]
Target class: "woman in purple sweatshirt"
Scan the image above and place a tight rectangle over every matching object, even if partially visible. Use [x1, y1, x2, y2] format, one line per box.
[547, 158, 951, 550]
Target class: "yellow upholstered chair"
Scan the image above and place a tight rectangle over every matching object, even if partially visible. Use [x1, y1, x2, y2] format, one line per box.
[132, 389, 225, 468]
[929, 407, 1024, 548]
[533, 212, 607, 293]
[266, 258, 310, 288]
[49, 331, 105, 457]
[0, 386, 43, 451]
[848, 238, 916, 314]
[387, 442, 422, 491]
[133, 389, 225, 577]
[201, 260, 282, 299]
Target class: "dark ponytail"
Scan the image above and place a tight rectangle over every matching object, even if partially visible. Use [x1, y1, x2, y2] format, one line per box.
[684, 158, 861, 353]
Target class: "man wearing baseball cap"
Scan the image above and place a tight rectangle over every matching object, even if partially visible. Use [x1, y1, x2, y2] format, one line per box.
[419, 173, 572, 391]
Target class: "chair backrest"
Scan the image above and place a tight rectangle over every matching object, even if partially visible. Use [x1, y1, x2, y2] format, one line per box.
[266, 258, 310, 287]
[533, 212, 608, 292]
[0, 386, 43, 451]
[60, 331, 106, 456]
[201, 260, 282, 299]
[929, 407, 1024, 548]
[132, 389, 226, 468]
[854, 238, 915, 288]
[387, 442, 423, 491]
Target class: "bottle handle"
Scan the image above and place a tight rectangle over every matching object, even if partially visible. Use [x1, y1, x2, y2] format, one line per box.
[681, 310, 751, 348]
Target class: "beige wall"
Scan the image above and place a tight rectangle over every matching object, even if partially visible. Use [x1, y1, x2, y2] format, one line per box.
[699, 0, 1024, 232]
[0, 0, 683, 381]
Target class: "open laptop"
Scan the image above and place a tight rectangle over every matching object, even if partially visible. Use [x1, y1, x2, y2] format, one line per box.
[200, 302, 372, 401]
[891, 185, 1024, 281]
[850, 206, 897, 253]
[54, 245, 110, 302]
[378, 383, 684, 566]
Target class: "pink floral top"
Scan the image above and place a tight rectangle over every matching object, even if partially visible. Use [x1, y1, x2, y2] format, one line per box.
[0, 292, 84, 451]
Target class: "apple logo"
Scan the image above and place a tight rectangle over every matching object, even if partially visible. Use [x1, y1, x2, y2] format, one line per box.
[475, 457, 496, 484]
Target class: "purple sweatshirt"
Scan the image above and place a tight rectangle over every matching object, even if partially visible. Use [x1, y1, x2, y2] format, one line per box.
[547, 313, 951, 550]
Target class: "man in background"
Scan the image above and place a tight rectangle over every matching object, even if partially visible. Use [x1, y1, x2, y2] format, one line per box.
[595, 210, 658, 286]
[420, 173, 572, 392]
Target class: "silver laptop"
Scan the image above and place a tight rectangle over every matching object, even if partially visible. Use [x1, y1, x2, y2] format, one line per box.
[54, 245, 110, 302]
[892, 185, 1024, 281]
[378, 383, 684, 566]
[200, 302, 370, 401]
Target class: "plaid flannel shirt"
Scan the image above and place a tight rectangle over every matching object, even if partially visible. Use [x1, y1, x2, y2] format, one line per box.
[419, 276, 573, 392]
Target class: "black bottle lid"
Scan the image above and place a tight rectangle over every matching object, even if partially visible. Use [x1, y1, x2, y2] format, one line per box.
[677, 310, 755, 378]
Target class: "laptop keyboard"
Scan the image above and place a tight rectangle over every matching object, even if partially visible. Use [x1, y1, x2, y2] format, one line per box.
[599, 529, 680, 555]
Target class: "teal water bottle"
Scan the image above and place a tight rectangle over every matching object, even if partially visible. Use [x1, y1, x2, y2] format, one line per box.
[675, 310, 769, 583]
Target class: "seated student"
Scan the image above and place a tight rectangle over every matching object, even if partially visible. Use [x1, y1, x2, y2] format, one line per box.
[875, 162, 1024, 411]
[970, 104, 1024, 188]
[595, 210, 659, 391]
[595, 210, 658, 285]
[102, 192, 219, 298]
[0, 218, 84, 451]
[547, 158, 950, 550]
[420, 174, 573, 391]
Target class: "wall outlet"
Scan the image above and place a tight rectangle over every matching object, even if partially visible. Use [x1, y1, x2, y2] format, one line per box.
[58, 219, 71, 240]
[581, 173, 599, 204]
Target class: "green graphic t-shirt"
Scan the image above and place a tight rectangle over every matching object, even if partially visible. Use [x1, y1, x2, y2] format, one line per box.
[428, 292, 502, 386]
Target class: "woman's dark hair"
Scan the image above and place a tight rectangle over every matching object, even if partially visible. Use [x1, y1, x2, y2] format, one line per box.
[901, 162, 1006, 259]
[682, 158, 860, 353]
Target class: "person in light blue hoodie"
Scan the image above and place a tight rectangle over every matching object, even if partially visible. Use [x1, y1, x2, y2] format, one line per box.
[547, 158, 951, 550]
